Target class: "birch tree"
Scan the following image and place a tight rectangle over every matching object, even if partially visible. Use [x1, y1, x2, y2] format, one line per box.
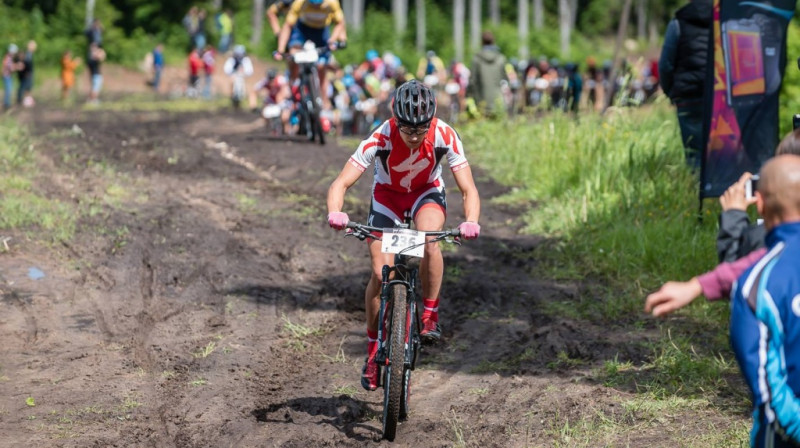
[85, 0, 96, 29]
[416, 0, 426, 53]
[558, 0, 570, 58]
[533, 0, 543, 30]
[251, 0, 265, 45]
[393, 0, 408, 46]
[637, 0, 647, 41]
[352, 0, 364, 31]
[518, 0, 529, 59]
[454, 0, 466, 63]
[470, 0, 481, 53]
[490, 0, 500, 25]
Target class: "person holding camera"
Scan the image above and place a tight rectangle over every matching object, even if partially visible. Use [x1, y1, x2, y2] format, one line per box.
[645, 129, 800, 317]
[730, 154, 800, 447]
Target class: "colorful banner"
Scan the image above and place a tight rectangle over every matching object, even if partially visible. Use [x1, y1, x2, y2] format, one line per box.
[702, 0, 796, 198]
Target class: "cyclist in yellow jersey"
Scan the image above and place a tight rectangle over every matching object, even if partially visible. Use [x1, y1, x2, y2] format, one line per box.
[274, 0, 346, 110]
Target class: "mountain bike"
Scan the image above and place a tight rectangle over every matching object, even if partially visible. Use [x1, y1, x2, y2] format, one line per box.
[284, 41, 343, 145]
[344, 221, 460, 441]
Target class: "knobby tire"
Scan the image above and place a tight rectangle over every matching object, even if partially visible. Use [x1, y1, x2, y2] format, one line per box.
[382, 283, 407, 441]
[308, 71, 326, 145]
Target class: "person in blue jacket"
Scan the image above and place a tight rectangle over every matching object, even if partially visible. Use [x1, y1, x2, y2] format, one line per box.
[730, 154, 800, 448]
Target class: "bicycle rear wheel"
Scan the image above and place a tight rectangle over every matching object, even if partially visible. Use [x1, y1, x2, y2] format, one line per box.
[382, 283, 407, 441]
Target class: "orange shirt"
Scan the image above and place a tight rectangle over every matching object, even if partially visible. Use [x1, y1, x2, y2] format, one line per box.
[61, 55, 81, 88]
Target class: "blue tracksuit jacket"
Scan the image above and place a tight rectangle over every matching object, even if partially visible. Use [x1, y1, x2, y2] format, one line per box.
[731, 222, 800, 448]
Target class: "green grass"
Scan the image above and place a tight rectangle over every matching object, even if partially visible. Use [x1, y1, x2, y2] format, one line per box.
[0, 118, 77, 242]
[459, 102, 748, 441]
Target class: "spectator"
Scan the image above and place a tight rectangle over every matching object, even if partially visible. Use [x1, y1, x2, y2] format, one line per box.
[467, 31, 508, 116]
[730, 154, 800, 447]
[60, 49, 81, 102]
[564, 62, 582, 113]
[2, 43, 19, 110]
[16, 40, 36, 107]
[416, 50, 446, 86]
[644, 129, 800, 317]
[217, 9, 234, 53]
[201, 45, 215, 99]
[87, 43, 106, 104]
[195, 9, 208, 50]
[188, 47, 203, 97]
[152, 44, 164, 92]
[659, 0, 712, 169]
[85, 18, 103, 48]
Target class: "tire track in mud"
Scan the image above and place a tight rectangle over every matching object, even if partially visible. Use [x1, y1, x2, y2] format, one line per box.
[133, 252, 157, 371]
[3, 289, 39, 347]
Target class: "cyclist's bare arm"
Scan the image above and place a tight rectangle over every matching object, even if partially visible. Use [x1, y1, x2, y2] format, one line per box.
[327, 162, 363, 214]
[277, 21, 293, 54]
[453, 165, 481, 223]
[266, 5, 282, 36]
[331, 21, 347, 43]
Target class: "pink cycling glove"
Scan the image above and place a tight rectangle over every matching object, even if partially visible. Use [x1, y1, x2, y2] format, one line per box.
[327, 212, 349, 230]
[458, 221, 480, 240]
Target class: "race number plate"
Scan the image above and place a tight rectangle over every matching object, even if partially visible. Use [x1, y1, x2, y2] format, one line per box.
[381, 228, 425, 258]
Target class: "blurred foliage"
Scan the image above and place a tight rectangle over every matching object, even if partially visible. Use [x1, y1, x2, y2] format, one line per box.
[0, 0, 684, 70]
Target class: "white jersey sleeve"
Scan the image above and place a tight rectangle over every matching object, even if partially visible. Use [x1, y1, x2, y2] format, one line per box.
[348, 120, 392, 172]
[434, 120, 469, 172]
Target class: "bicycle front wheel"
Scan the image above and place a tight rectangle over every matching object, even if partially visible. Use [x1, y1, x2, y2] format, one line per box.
[382, 283, 407, 441]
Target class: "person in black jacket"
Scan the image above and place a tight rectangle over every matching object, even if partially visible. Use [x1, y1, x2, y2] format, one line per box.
[716, 129, 800, 263]
[659, 0, 712, 170]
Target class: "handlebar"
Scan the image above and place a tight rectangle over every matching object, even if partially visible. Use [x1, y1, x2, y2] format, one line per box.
[274, 41, 346, 61]
[345, 221, 461, 241]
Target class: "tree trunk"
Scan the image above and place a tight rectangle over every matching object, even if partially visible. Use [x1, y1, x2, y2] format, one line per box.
[533, 0, 544, 30]
[454, 0, 465, 63]
[605, 0, 633, 110]
[342, 0, 354, 27]
[490, 0, 500, 25]
[416, 0, 426, 53]
[470, 0, 481, 53]
[352, 0, 364, 31]
[637, 0, 646, 41]
[251, 0, 265, 45]
[518, 0, 529, 59]
[393, 0, 408, 47]
[558, 0, 571, 58]
[85, 0, 96, 29]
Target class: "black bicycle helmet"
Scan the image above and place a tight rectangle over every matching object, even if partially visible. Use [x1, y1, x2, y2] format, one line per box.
[392, 80, 437, 127]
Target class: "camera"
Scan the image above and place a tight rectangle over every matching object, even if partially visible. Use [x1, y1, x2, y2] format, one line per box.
[745, 174, 760, 199]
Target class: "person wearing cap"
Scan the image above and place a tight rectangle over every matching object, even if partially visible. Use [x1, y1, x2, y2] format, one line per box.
[3, 44, 20, 110]
[326, 80, 481, 391]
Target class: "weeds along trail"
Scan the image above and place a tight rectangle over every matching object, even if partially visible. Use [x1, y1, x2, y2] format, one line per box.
[0, 107, 748, 447]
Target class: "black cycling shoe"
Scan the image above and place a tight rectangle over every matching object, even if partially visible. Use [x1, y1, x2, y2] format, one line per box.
[420, 319, 441, 344]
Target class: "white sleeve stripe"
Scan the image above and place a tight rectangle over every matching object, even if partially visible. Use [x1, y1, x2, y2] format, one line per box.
[743, 243, 785, 297]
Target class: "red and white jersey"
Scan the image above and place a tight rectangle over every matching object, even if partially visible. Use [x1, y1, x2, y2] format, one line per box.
[349, 118, 469, 194]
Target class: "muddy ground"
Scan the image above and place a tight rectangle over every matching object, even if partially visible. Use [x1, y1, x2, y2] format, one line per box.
[0, 102, 744, 447]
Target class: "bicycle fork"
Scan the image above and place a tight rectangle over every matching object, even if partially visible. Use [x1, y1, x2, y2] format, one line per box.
[375, 265, 421, 389]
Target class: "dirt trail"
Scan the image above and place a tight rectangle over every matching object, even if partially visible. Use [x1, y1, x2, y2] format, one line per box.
[0, 105, 732, 447]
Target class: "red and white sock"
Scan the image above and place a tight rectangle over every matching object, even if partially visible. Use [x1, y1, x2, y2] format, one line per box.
[366, 329, 378, 358]
[422, 297, 439, 323]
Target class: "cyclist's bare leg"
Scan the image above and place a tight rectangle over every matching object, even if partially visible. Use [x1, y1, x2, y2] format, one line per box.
[318, 64, 330, 110]
[365, 239, 393, 332]
[415, 207, 445, 302]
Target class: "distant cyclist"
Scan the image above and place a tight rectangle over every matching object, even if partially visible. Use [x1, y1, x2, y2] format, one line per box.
[326, 80, 481, 391]
[251, 69, 292, 133]
[416, 50, 447, 87]
[273, 0, 347, 110]
[223, 45, 254, 105]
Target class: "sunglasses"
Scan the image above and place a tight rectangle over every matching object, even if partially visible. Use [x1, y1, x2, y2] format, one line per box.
[399, 125, 430, 136]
